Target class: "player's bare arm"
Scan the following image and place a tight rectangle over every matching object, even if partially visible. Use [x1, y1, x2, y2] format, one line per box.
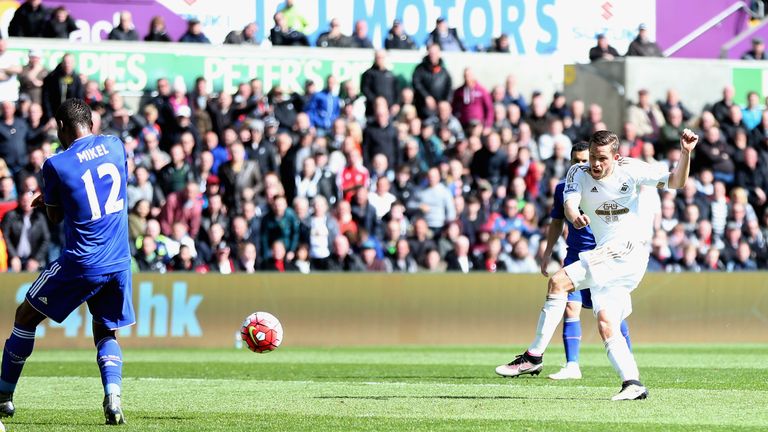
[667, 128, 698, 189]
[540, 218, 564, 277]
[32, 194, 63, 224]
[31, 194, 44, 209]
[45, 205, 64, 225]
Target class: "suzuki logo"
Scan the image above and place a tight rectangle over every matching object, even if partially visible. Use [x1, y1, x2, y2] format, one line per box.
[601, 2, 613, 20]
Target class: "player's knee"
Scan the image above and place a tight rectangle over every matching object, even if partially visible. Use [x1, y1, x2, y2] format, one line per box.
[547, 278, 560, 296]
[596, 315, 614, 340]
[548, 270, 571, 296]
[92, 321, 117, 346]
[14, 301, 45, 328]
[565, 302, 581, 318]
[13, 304, 26, 325]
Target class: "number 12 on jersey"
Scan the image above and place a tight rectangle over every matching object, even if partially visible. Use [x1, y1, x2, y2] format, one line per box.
[81, 162, 124, 220]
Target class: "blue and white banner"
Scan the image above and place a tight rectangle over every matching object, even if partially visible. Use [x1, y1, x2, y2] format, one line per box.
[255, 0, 656, 60]
[2, 0, 655, 63]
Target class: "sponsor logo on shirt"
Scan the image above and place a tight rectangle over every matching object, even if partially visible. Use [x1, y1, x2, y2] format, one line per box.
[595, 200, 629, 223]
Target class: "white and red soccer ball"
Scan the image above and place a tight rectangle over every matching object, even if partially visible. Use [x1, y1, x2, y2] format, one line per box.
[240, 312, 283, 353]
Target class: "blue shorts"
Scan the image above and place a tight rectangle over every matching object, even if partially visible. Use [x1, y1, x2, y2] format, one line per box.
[26, 260, 135, 329]
[567, 288, 593, 309]
[564, 253, 593, 309]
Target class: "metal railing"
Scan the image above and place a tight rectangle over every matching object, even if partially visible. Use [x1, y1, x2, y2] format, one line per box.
[663, 1, 760, 57]
[721, 8, 768, 57]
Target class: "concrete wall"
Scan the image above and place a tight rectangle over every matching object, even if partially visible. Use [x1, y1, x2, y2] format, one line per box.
[565, 57, 767, 132]
[563, 61, 626, 134]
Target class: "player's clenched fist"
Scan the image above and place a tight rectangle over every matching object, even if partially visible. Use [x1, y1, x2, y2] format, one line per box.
[572, 214, 591, 229]
[680, 128, 698, 152]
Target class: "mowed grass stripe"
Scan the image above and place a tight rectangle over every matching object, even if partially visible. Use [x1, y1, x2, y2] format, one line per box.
[7, 412, 765, 432]
[19, 361, 768, 391]
[20, 346, 768, 368]
[8, 376, 768, 429]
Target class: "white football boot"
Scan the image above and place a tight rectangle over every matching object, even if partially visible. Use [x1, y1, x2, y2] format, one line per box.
[548, 362, 582, 380]
[611, 380, 649, 401]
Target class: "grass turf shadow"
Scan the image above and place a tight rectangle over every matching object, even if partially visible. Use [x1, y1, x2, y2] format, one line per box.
[315, 395, 607, 401]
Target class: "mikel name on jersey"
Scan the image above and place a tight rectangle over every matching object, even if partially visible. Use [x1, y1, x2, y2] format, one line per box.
[76, 144, 110, 163]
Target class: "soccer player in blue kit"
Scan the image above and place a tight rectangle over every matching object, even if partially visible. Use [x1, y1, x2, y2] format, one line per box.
[0, 98, 133, 425]
[539, 141, 631, 380]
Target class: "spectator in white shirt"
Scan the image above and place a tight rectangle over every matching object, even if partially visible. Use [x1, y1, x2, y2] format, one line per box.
[368, 176, 396, 219]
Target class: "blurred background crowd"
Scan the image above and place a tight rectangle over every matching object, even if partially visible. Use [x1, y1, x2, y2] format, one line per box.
[0, 0, 766, 274]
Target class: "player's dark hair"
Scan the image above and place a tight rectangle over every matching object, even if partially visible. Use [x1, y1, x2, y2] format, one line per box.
[571, 141, 589, 156]
[589, 130, 619, 154]
[55, 98, 93, 130]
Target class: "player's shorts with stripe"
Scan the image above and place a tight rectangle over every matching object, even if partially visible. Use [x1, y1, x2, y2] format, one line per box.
[563, 238, 649, 324]
[564, 253, 593, 309]
[26, 259, 135, 330]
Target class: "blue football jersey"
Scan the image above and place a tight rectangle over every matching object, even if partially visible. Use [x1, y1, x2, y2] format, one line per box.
[551, 181, 596, 258]
[42, 134, 131, 275]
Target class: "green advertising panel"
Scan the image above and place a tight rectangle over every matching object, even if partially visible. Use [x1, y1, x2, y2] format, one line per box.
[732, 67, 764, 106]
[8, 39, 419, 95]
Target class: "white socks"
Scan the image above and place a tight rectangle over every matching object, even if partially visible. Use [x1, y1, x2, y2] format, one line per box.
[605, 335, 639, 381]
[106, 383, 121, 397]
[528, 293, 567, 356]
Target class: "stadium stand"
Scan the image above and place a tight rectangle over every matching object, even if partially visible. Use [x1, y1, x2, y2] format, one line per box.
[0, 2, 766, 274]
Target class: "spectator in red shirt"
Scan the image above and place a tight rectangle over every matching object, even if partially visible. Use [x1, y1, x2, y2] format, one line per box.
[335, 199, 358, 238]
[510, 146, 542, 199]
[0, 175, 17, 221]
[159, 181, 203, 238]
[260, 239, 299, 272]
[339, 148, 370, 202]
[452, 68, 493, 130]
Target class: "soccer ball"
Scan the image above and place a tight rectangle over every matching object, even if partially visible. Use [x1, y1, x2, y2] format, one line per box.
[240, 312, 283, 353]
[0, 418, 5, 432]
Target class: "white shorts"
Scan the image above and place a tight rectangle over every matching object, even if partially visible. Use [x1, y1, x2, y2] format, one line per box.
[564, 239, 649, 323]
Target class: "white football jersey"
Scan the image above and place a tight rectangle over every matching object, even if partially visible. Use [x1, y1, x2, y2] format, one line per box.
[563, 157, 669, 246]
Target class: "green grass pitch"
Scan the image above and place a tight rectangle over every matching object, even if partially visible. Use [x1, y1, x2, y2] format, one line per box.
[1, 345, 767, 431]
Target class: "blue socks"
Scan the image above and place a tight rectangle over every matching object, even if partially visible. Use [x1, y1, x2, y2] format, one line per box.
[563, 318, 632, 364]
[96, 337, 123, 397]
[563, 318, 582, 363]
[0, 324, 37, 394]
[620, 320, 632, 351]
[1, 327, 126, 398]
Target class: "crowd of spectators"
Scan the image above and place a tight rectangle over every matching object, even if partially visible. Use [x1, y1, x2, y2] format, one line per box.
[0, 4, 767, 274]
[1, 40, 767, 274]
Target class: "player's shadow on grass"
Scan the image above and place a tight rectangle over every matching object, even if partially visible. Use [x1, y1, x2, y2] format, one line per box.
[11, 420, 96, 426]
[11, 414, 192, 426]
[137, 415, 191, 420]
[317, 395, 603, 401]
[320, 376, 494, 380]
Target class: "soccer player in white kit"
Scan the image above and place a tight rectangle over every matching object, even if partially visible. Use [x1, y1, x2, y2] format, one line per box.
[495, 129, 698, 400]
